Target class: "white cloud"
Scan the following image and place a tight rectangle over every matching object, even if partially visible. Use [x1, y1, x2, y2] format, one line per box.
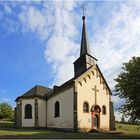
[114, 110, 130, 122]
[17, 1, 140, 89]
[1, 98, 11, 102]
[91, 2, 140, 92]
[45, 36, 78, 63]
[112, 96, 122, 104]
[4, 4, 12, 14]
[26, 7, 45, 30]
[44, 1, 80, 85]
[53, 56, 76, 84]
[114, 110, 122, 122]
[18, 1, 79, 85]
[18, 6, 49, 40]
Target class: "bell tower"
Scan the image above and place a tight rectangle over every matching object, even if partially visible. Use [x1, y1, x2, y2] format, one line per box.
[74, 15, 97, 77]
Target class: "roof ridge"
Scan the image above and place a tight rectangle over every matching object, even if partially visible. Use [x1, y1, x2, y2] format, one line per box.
[35, 85, 52, 90]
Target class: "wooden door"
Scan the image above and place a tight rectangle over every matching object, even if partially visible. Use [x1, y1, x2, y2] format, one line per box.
[94, 115, 98, 129]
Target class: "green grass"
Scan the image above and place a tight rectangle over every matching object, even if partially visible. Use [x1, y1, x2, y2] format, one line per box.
[116, 122, 140, 135]
[0, 121, 139, 139]
[0, 121, 13, 128]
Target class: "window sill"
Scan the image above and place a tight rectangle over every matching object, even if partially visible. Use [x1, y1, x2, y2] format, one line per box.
[54, 116, 60, 118]
[83, 111, 89, 113]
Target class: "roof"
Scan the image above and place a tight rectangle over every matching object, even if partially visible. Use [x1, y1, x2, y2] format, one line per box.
[73, 53, 98, 64]
[15, 85, 52, 101]
[47, 78, 74, 99]
[80, 16, 90, 56]
[15, 79, 74, 101]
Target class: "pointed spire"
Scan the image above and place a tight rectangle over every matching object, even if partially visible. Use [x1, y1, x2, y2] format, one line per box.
[80, 16, 90, 56]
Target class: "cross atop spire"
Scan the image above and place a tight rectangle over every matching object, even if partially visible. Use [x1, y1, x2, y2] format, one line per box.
[81, 1, 87, 17]
[80, 3, 90, 56]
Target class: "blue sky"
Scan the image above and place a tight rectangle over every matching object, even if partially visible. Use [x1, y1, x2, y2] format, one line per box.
[0, 1, 140, 121]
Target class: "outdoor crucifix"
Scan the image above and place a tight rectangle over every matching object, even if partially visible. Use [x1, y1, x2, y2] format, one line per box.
[92, 85, 99, 105]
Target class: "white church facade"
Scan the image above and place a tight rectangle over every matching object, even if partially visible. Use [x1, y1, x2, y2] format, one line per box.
[15, 15, 115, 132]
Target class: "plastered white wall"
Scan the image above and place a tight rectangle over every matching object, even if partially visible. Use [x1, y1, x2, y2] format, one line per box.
[22, 99, 35, 127]
[47, 87, 74, 129]
[38, 99, 46, 127]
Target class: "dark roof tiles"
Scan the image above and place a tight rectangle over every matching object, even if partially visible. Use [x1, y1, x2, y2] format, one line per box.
[15, 85, 52, 101]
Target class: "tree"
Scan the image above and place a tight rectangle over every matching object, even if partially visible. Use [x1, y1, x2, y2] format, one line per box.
[115, 57, 140, 122]
[0, 102, 14, 121]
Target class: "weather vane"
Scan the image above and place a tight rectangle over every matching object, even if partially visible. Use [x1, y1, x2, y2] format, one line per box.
[81, 1, 87, 17]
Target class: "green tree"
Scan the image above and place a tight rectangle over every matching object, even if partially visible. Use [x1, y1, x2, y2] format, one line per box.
[0, 102, 14, 121]
[115, 57, 140, 122]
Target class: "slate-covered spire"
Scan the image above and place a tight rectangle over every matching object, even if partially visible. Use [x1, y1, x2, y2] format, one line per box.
[74, 15, 97, 77]
[80, 16, 90, 56]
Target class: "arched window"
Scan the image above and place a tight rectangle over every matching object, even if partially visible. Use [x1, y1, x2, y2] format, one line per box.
[83, 102, 89, 113]
[54, 101, 60, 117]
[25, 104, 32, 119]
[102, 105, 106, 115]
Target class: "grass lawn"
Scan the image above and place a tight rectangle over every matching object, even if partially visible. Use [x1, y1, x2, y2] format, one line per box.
[0, 121, 140, 139]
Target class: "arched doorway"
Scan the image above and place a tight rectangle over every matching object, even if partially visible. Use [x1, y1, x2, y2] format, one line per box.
[94, 114, 99, 129]
[91, 105, 101, 130]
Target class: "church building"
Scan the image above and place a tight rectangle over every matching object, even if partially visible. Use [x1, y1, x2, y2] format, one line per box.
[15, 15, 115, 132]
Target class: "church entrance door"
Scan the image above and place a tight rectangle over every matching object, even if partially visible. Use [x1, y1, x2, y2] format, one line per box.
[91, 105, 101, 130]
[94, 114, 98, 129]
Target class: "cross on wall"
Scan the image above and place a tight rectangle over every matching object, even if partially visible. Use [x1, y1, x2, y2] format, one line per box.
[92, 85, 99, 105]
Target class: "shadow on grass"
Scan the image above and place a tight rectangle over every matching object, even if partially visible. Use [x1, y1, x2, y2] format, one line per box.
[0, 122, 140, 139]
[0, 128, 140, 139]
